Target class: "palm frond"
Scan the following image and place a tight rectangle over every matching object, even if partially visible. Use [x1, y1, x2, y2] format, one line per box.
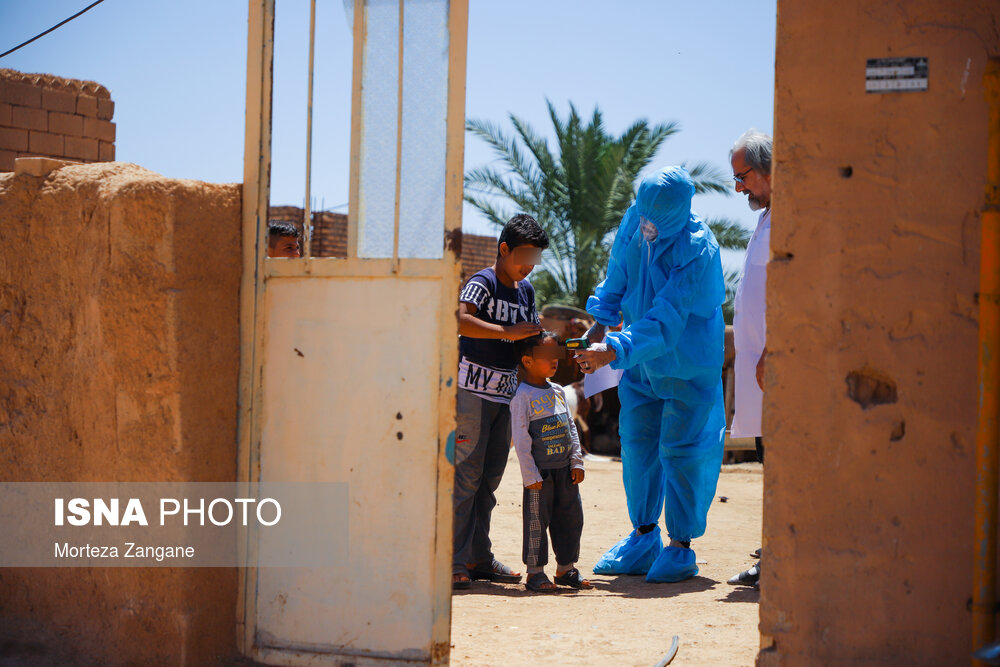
[465, 118, 544, 207]
[464, 166, 538, 213]
[705, 216, 752, 250]
[510, 114, 559, 184]
[684, 161, 733, 196]
[463, 191, 512, 229]
[722, 268, 741, 325]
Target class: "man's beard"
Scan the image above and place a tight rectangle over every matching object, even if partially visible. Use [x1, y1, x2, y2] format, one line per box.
[747, 193, 763, 211]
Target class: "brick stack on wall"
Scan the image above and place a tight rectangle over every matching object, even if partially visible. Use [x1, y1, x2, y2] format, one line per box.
[0, 68, 115, 172]
[459, 233, 497, 281]
[268, 204, 498, 280]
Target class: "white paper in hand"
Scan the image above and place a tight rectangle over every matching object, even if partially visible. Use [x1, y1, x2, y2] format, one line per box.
[582, 337, 623, 398]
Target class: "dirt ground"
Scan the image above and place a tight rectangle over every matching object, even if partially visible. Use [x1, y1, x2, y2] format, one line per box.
[451, 450, 763, 667]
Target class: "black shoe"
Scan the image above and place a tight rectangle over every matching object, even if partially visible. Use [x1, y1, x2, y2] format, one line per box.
[727, 563, 760, 587]
[468, 559, 522, 583]
[750, 547, 761, 559]
[525, 572, 557, 593]
[553, 567, 592, 589]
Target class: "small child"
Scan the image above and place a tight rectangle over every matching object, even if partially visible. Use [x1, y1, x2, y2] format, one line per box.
[510, 332, 591, 592]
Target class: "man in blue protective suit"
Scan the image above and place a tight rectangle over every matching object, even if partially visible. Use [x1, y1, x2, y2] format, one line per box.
[574, 166, 726, 583]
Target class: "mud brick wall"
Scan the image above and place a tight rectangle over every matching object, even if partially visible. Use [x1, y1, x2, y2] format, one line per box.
[0, 68, 115, 172]
[762, 1, 1000, 664]
[0, 163, 240, 665]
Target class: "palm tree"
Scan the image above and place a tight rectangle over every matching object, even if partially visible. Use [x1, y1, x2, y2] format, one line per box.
[722, 268, 741, 325]
[465, 101, 749, 310]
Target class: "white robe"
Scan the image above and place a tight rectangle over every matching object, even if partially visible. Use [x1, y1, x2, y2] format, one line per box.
[731, 208, 770, 438]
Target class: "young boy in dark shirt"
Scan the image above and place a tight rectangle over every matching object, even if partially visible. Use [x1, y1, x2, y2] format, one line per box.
[452, 214, 548, 589]
[267, 220, 301, 258]
[510, 332, 590, 592]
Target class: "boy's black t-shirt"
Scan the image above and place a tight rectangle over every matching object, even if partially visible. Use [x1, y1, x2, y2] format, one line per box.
[458, 267, 539, 403]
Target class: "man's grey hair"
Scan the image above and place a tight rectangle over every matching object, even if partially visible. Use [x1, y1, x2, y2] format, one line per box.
[731, 129, 772, 175]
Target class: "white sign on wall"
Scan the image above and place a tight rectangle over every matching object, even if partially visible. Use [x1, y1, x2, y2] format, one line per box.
[866, 57, 929, 93]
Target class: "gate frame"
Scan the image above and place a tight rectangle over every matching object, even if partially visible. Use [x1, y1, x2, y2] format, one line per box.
[236, 0, 469, 661]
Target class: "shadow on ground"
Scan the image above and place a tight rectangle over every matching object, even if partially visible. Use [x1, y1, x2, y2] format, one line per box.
[453, 581, 583, 598]
[592, 574, 719, 599]
[453, 574, 719, 600]
[718, 586, 760, 603]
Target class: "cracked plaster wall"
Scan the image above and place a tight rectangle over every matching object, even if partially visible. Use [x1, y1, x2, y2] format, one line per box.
[761, 2, 1000, 664]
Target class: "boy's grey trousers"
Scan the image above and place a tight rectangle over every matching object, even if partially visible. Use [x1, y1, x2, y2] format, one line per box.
[453, 388, 511, 570]
[522, 465, 584, 568]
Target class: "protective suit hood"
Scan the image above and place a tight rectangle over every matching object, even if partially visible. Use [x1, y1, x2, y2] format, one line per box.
[636, 166, 695, 238]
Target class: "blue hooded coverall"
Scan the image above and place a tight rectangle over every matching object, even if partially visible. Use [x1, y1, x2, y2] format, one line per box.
[587, 166, 726, 582]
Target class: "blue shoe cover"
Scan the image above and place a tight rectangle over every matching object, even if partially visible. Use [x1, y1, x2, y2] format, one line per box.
[646, 545, 698, 583]
[593, 527, 663, 575]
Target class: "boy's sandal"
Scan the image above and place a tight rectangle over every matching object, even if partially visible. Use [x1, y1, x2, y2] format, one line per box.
[525, 572, 557, 593]
[452, 568, 471, 590]
[553, 567, 592, 589]
[469, 559, 522, 584]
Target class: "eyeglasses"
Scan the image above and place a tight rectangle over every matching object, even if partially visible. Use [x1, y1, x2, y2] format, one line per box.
[733, 167, 754, 184]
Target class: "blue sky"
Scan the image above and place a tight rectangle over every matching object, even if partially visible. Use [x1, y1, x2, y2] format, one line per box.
[0, 1, 775, 255]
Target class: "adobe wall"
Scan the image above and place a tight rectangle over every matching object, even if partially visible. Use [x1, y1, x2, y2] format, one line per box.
[0, 162, 241, 664]
[0, 69, 116, 172]
[763, 2, 1000, 664]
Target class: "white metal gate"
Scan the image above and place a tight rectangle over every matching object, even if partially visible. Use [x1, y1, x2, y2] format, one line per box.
[238, 1, 467, 663]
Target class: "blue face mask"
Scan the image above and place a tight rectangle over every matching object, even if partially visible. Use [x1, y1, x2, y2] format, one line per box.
[640, 216, 658, 242]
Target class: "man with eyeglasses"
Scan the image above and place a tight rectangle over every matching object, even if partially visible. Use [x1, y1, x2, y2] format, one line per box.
[727, 130, 772, 589]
